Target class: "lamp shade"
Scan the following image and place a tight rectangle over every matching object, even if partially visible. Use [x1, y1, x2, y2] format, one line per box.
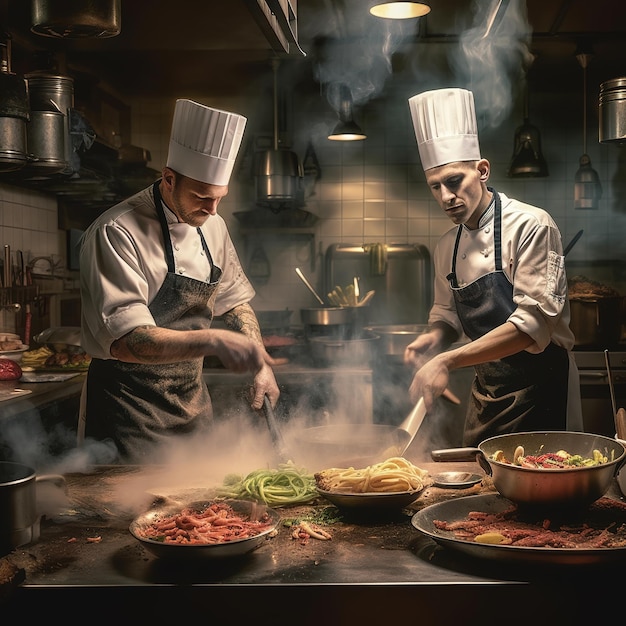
[370, 2, 431, 19]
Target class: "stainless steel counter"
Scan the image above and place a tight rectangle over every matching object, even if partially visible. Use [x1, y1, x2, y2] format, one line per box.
[1, 463, 624, 623]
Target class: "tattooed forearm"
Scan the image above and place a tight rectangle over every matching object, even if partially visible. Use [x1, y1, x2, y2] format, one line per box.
[222, 303, 263, 345]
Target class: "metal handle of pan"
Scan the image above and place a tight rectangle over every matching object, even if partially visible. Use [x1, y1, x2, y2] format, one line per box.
[431, 447, 492, 475]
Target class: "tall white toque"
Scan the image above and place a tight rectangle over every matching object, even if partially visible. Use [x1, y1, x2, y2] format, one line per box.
[166, 99, 247, 185]
[408, 88, 481, 171]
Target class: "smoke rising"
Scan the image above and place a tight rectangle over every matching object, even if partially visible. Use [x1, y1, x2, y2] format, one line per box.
[307, 0, 533, 131]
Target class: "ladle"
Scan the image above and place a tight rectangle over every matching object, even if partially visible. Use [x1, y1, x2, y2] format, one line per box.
[295, 267, 325, 305]
[380, 397, 427, 458]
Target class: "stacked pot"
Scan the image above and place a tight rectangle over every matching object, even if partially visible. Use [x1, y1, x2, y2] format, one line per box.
[0, 36, 30, 172]
[23, 72, 74, 177]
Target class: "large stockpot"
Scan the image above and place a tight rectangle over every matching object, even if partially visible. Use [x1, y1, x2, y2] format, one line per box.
[431, 431, 626, 509]
[25, 110, 68, 177]
[0, 461, 66, 555]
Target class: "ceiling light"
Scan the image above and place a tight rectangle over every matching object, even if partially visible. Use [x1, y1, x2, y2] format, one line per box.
[369, 1, 431, 19]
[508, 60, 548, 177]
[574, 46, 602, 209]
[328, 84, 366, 141]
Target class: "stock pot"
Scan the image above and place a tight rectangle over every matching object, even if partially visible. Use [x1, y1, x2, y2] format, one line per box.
[0, 462, 66, 554]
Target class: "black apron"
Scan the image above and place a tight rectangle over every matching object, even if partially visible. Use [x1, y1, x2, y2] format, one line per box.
[84, 182, 222, 462]
[447, 189, 568, 447]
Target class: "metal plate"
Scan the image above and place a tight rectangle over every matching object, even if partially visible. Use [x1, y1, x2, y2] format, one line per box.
[317, 488, 423, 510]
[129, 499, 280, 560]
[432, 472, 483, 489]
[411, 494, 626, 565]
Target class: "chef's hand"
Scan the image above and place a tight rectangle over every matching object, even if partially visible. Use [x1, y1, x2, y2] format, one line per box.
[249, 362, 280, 410]
[210, 329, 275, 374]
[404, 331, 439, 369]
[409, 355, 450, 413]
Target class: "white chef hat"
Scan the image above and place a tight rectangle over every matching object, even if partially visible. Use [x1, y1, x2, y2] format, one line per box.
[166, 99, 247, 185]
[408, 88, 481, 171]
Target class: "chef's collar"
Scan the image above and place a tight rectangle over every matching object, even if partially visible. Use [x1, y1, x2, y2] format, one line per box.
[466, 194, 495, 230]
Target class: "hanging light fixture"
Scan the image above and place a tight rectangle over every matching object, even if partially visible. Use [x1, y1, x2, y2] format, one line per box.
[574, 46, 602, 210]
[328, 84, 367, 141]
[508, 61, 549, 177]
[369, 1, 431, 19]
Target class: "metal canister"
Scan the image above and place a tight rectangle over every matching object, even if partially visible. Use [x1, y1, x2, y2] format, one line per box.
[25, 72, 75, 171]
[599, 77, 626, 143]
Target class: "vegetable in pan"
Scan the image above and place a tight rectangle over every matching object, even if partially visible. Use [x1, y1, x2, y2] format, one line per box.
[491, 445, 610, 469]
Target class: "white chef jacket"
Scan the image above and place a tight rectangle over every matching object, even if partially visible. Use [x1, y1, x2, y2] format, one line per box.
[429, 192, 583, 430]
[429, 192, 575, 352]
[79, 184, 255, 359]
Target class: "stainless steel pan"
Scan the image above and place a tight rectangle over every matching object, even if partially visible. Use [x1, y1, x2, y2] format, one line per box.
[431, 431, 626, 509]
[411, 493, 626, 565]
[129, 499, 280, 560]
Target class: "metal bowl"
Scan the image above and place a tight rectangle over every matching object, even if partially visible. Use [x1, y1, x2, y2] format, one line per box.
[129, 499, 280, 560]
[317, 488, 424, 510]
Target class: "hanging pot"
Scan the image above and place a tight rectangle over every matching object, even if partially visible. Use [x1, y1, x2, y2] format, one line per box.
[30, 0, 121, 38]
[599, 77, 626, 143]
[0, 36, 29, 171]
[25, 73, 74, 172]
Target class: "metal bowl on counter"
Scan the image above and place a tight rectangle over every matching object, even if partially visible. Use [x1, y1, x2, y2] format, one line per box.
[301, 306, 370, 340]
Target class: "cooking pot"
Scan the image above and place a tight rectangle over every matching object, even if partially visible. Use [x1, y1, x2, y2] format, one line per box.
[364, 324, 428, 359]
[0, 461, 66, 555]
[0, 72, 29, 171]
[308, 332, 380, 366]
[569, 296, 622, 347]
[301, 306, 369, 340]
[31, 0, 121, 38]
[432, 431, 626, 510]
[599, 77, 626, 143]
[24, 110, 68, 177]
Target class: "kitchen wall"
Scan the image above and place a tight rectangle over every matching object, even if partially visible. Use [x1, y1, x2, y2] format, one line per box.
[2, 72, 625, 334]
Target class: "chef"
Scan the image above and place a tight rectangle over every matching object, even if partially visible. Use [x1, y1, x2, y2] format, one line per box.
[78, 99, 279, 462]
[404, 87, 582, 446]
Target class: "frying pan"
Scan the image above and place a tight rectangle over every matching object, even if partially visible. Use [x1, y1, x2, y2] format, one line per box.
[411, 493, 626, 566]
[431, 431, 626, 509]
[293, 399, 427, 470]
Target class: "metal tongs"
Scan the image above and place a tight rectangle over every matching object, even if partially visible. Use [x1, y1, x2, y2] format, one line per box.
[261, 395, 289, 462]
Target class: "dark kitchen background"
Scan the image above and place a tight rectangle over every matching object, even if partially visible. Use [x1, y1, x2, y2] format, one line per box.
[1, 1, 625, 363]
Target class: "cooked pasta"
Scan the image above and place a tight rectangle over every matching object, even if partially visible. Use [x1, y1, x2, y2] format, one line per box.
[314, 457, 428, 494]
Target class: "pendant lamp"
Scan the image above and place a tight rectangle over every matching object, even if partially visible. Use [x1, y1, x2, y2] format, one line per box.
[574, 47, 602, 210]
[508, 78, 549, 177]
[328, 84, 366, 141]
[369, 1, 431, 19]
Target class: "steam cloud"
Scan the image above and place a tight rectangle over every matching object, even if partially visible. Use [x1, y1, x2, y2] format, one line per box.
[309, 0, 533, 130]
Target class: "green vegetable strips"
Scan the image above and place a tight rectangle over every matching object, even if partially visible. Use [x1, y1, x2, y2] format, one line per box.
[217, 463, 317, 506]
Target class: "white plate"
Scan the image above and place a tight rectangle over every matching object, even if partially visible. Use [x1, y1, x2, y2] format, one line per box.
[0, 345, 29, 361]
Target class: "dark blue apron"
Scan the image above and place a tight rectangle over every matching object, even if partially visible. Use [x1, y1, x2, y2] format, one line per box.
[447, 188, 568, 446]
[84, 181, 222, 462]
